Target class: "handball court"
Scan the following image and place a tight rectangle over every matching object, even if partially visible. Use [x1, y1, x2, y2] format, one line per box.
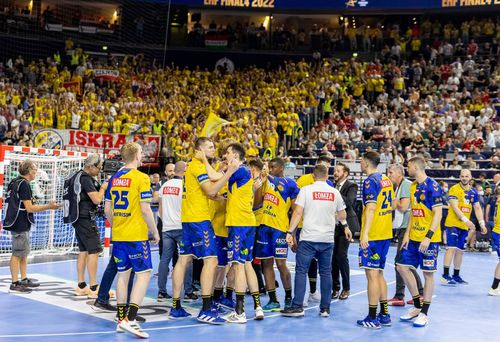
[1, 245, 498, 342]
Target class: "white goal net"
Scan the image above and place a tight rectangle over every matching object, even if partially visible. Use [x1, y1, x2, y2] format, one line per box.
[0, 146, 99, 259]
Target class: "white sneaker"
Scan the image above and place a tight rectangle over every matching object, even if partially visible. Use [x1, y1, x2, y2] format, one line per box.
[303, 297, 309, 307]
[400, 308, 421, 321]
[488, 287, 500, 296]
[116, 323, 124, 333]
[224, 311, 247, 324]
[118, 319, 149, 338]
[413, 313, 428, 327]
[308, 292, 321, 302]
[254, 306, 264, 320]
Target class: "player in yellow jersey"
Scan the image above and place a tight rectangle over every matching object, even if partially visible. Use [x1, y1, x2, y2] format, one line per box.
[254, 158, 300, 312]
[169, 137, 238, 324]
[441, 169, 487, 285]
[488, 186, 500, 296]
[396, 157, 443, 327]
[357, 151, 394, 329]
[104, 142, 159, 338]
[295, 155, 333, 305]
[223, 143, 264, 323]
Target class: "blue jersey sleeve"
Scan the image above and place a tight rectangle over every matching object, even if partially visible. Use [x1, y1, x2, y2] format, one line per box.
[326, 179, 334, 187]
[362, 177, 378, 205]
[429, 180, 443, 207]
[287, 178, 300, 200]
[104, 178, 113, 201]
[470, 189, 479, 205]
[229, 166, 251, 189]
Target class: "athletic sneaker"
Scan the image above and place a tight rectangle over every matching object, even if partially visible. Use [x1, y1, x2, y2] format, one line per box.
[440, 275, 457, 286]
[488, 287, 500, 296]
[303, 297, 309, 307]
[224, 311, 247, 324]
[184, 292, 198, 301]
[197, 308, 226, 325]
[254, 306, 265, 320]
[357, 315, 381, 329]
[308, 292, 321, 302]
[9, 283, 32, 293]
[400, 308, 421, 321]
[377, 313, 392, 326]
[387, 296, 405, 306]
[262, 300, 280, 312]
[75, 286, 90, 296]
[169, 307, 192, 319]
[115, 315, 146, 323]
[90, 300, 116, 312]
[280, 307, 305, 317]
[284, 298, 292, 310]
[19, 278, 40, 288]
[87, 286, 99, 299]
[452, 275, 469, 285]
[117, 318, 149, 338]
[219, 296, 235, 309]
[211, 302, 225, 314]
[157, 291, 172, 302]
[319, 308, 330, 317]
[413, 313, 429, 327]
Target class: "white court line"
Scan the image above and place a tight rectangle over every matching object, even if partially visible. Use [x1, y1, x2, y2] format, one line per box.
[0, 258, 75, 269]
[0, 281, 397, 339]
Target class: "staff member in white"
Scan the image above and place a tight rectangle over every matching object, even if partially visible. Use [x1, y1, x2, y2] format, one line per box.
[281, 164, 350, 317]
[157, 161, 195, 301]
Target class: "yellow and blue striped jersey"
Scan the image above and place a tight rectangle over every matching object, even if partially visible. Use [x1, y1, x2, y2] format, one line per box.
[261, 176, 299, 232]
[105, 168, 152, 241]
[226, 165, 256, 227]
[182, 159, 211, 223]
[409, 177, 443, 242]
[494, 199, 500, 234]
[444, 183, 479, 230]
[361, 172, 393, 241]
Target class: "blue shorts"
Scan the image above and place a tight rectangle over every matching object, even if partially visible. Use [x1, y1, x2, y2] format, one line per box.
[492, 232, 500, 259]
[397, 240, 439, 272]
[180, 221, 218, 259]
[216, 236, 228, 267]
[255, 225, 288, 260]
[295, 228, 302, 242]
[359, 239, 391, 270]
[446, 227, 468, 251]
[112, 241, 152, 273]
[228, 226, 256, 264]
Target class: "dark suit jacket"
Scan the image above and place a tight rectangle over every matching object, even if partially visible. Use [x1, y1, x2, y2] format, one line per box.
[338, 180, 360, 233]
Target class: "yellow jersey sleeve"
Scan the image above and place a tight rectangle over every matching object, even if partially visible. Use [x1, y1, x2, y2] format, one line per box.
[409, 178, 443, 243]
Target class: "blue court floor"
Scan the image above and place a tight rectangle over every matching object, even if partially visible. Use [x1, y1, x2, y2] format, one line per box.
[1, 245, 499, 342]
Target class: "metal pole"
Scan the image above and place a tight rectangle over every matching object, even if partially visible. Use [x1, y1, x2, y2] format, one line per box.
[162, 0, 172, 69]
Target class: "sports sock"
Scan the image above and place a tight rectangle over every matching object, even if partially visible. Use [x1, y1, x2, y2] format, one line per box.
[309, 278, 317, 294]
[492, 278, 500, 290]
[285, 288, 292, 300]
[268, 289, 278, 303]
[202, 295, 212, 311]
[78, 281, 87, 289]
[127, 303, 139, 321]
[236, 293, 245, 315]
[172, 297, 181, 309]
[453, 269, 460, 277]
[443, 266, 450, 277]
[380, 300, 389, 316]
[12, 281, 19, 285]
[421, 301, 431, 315]
[117, 304, 127, 321]
[213, 288, 223, 301]
[90, 284, 98, 292]
[412, 295, 422, 309]
[225, 287, 234, 299]
[251, 291, 261, 309]
[368, 305, 377, 320]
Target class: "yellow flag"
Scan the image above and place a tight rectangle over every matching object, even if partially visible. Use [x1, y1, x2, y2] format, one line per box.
[200, 112, 230, 138]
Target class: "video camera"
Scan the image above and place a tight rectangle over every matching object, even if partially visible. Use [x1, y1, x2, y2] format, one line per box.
[102, 157, 125, 175]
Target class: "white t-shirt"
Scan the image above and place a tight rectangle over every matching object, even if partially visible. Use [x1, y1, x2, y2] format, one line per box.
[295, 181, 346, 243]
[159, 178, 183, 231]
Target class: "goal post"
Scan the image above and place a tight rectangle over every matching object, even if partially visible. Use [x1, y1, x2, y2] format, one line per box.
[0, 145, 111, 259]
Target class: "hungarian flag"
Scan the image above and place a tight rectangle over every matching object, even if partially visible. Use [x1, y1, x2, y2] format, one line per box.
[200, 112, 230, 138]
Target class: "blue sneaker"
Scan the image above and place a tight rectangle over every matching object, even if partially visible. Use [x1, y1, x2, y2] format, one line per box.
[169, 307, 192, 320]
[211, 302, 225, 314]
[357, 315, 381, 329]
[441, 275, 457, 286]
[262, 300, 281, 312]
[377, 313, 392, 326]
[197, 308, 226, 325]
[219, 296, 236, 310]
[284, 298, 292, 310]
[452, 275, 469, 285]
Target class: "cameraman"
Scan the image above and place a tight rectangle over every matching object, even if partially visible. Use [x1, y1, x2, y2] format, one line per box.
[67, 154, 107, 297]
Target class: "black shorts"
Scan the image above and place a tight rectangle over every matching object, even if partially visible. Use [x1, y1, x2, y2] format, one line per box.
[73, 218, 103, 254]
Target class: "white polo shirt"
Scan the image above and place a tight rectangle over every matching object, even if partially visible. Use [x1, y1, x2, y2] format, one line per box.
[295, 181, 346, 243]
[159, 177, 183, 232]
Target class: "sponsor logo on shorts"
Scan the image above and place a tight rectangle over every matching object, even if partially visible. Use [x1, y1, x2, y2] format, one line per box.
[423, 260, 434, 267]
[275, 248, 287, 255]
[227, 251, 234, 259]
[163, 186, 180, 195]
[112, 178, 131, 187]
[276, 238, 286, 244]
[412, 209, 425, 217]
[129, 253, 142, 259]
[264, 193, 279, 205]
[313, 191, 335, 201]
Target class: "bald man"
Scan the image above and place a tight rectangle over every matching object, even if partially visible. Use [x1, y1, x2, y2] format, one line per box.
[165, 163, 175, 180]
[441, 169, 487, 285]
